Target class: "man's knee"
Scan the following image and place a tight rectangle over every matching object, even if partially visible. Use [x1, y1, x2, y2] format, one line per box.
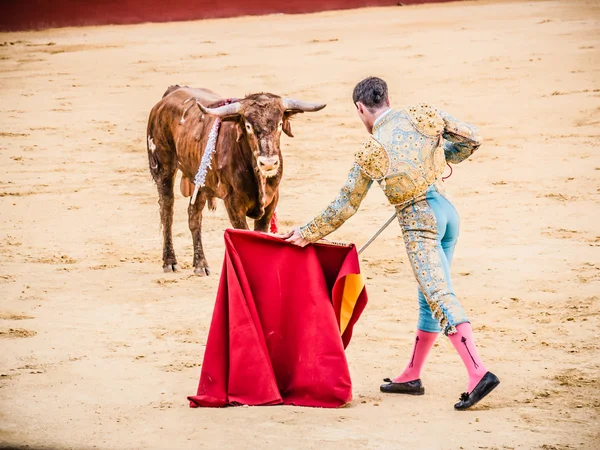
[418, 293, 442, 333]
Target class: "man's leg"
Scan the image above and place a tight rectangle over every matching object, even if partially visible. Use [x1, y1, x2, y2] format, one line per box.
[448, 322, 488, 392]
[392, 232, 456, 383]
[398, 194, 496, 403]
[434, 194, 491, 393]
[392, 325, 438, 383]
[389, 195, 454, 384]
[400, 199, 469, 335]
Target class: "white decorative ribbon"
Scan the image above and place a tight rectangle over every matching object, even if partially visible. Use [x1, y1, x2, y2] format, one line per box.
[191, 118, 221, 205]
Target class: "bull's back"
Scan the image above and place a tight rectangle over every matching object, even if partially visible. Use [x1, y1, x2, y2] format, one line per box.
[147, 86, 229, 185]
[147, 86, 223, 145]
[161, 86, 222, 109]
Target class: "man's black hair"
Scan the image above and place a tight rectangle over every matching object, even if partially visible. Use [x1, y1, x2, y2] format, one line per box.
[352, 77, 389, 111]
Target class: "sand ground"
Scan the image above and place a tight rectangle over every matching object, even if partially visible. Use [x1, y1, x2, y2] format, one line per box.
[1, 0, 599, 448]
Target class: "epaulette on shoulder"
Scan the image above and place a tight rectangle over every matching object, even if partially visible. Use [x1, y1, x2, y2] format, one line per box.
[405, 103, 444, 137]
[355, 137, 389, 179]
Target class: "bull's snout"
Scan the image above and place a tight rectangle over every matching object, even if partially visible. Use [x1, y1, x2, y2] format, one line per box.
[257, 156, 280, 177]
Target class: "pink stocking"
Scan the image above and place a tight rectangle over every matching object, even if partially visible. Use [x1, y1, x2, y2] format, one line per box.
[448, 322, 488, 392]
[393, 330, 438, 383]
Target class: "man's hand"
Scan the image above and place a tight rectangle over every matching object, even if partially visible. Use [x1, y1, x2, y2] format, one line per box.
[283, 228, 311, 247]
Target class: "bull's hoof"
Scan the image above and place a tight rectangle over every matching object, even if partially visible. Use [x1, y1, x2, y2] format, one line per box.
[163, 263, 180, 273]
[194, 266, 211, 277]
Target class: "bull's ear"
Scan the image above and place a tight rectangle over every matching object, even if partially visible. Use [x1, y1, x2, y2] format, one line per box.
[282, 119, 294, 138]
[283, 111, 302, 138]
[234, 122, 244, 142]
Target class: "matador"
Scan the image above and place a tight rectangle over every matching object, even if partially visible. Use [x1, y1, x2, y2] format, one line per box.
[285, 77, 500, 410]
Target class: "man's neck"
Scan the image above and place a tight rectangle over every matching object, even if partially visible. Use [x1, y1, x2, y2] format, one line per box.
[370, 107, 392, 133]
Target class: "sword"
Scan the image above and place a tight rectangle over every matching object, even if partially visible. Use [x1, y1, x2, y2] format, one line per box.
[357, 212, 397, 255]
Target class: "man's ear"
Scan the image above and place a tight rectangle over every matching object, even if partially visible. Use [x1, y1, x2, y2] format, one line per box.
[356, 102, 365, 114]
[283, 111, 302, 138]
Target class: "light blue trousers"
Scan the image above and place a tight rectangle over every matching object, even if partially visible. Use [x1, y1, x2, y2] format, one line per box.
[399, 185, 469, 335]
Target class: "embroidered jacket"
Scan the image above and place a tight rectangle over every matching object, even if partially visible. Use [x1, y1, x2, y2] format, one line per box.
[299, 104, 482, 242]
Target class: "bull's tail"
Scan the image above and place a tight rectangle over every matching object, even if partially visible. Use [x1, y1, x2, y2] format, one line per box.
[146, 108, 163, 181]
[146, 134, 161, 181]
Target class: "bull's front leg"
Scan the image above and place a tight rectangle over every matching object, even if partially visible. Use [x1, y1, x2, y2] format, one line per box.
[188, 191, 210, 276]
[224, 196, 250, 230]
[254, 191, 278, 232]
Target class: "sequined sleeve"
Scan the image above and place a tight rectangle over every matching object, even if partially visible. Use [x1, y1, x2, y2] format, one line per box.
[439, 110, 482, 164]
[299, 164, 373, 242]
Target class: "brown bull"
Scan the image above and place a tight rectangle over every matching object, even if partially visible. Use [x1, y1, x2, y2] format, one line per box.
[146, 86, 325, 275]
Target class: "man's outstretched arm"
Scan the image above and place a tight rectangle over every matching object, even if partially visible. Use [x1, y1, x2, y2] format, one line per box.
[286, 164, 373, 246]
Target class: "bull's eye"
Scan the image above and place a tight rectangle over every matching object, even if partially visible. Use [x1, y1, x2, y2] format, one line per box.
[245, 122, 253, 133]
[278, 121, 283, 129]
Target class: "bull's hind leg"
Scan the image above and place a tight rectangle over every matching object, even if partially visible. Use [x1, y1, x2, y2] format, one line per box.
[157, 174, 179, 272]
[188, 191, 210, 276]
[148, 141, 178, 273]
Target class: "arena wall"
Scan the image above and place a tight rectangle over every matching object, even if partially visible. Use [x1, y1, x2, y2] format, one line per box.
[0, 0, 458, 32]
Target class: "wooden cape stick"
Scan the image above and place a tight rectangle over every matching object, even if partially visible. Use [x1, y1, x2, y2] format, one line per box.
[357, 212, 397, 255]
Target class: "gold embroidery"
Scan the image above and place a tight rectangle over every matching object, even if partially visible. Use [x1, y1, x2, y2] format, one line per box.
[370, 109, 445, 207]
[441, 112, 482, 142]
[300, 107, 480, 247]
[297, 106, 479, 335]
[398, 200, 469, 335]
[355, 137, 389, 179]
[405, 103, 445, 137]
[439, 110, 482, 164]
[299, 164, 373, 242]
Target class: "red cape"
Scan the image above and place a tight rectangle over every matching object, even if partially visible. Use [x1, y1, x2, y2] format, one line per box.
[188, 230, 368, 408]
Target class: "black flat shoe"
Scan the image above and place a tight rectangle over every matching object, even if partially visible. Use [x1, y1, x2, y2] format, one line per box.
[380, 378, 425, 395]
[454, 372, 500, 410]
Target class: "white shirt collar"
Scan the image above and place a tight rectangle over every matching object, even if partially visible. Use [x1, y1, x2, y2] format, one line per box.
[373, 108, 392, 129]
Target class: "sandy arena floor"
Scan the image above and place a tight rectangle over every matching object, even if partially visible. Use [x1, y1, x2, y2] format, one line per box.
[1, 0, 599, 448]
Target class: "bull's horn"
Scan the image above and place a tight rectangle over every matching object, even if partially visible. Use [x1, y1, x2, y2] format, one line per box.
[197, 101, 241, 117]
[282, 98, 326, 112]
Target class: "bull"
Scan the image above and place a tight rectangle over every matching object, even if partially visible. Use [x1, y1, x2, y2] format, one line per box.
[146, 86, 325, 275]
